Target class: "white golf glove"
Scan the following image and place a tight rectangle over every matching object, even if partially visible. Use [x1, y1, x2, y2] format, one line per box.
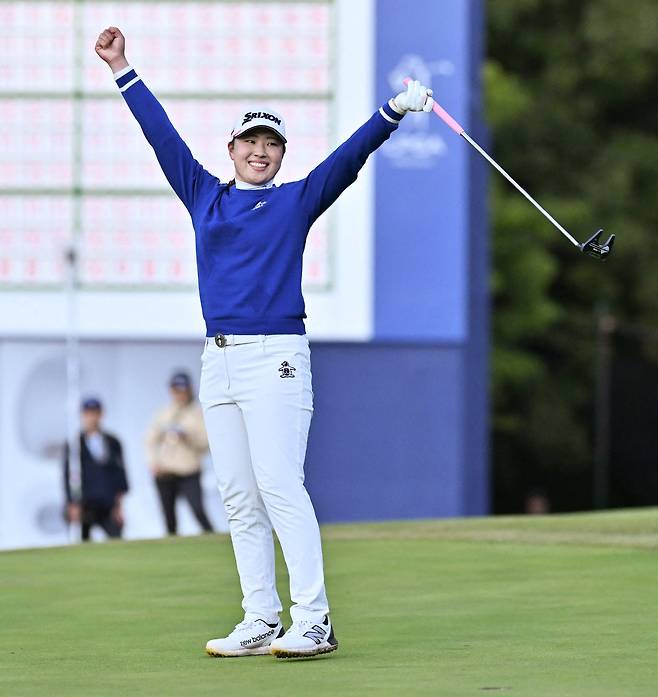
[391, 80, 434, 114]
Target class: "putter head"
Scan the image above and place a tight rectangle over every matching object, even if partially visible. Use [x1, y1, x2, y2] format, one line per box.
[579, 229, 615, 261]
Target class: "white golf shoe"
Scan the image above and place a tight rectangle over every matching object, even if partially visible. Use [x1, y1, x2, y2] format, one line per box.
[206, 618, 284, 657]
[269, 615, 338, 658]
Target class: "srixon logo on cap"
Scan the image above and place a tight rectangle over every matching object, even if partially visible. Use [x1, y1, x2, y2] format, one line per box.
[242, 111, 282, 126]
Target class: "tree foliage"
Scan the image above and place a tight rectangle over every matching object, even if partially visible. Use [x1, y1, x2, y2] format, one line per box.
[486, 0, 658, 511]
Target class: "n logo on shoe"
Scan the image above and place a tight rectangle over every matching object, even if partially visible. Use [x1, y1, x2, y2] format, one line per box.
[302, 625, 326, 645]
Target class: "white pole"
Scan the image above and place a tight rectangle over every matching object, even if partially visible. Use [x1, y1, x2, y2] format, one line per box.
[65, 245, 82, 543]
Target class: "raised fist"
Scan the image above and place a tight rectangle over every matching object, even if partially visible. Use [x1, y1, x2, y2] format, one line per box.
[95, 26, 128, 71]
[393, 80, 434, 114]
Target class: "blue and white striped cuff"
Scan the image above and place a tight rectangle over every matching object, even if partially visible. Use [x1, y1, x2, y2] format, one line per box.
[379, 99, 405, 125]
[113, 65, 141, 92]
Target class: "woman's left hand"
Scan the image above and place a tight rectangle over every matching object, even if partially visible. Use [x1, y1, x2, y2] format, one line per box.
[393, 80, 434, 113]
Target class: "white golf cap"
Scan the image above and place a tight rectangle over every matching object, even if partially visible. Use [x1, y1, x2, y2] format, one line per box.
[230, 107, 287, 143]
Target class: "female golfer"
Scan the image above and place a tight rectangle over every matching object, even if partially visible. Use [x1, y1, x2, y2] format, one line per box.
[95, 26, 433, 658]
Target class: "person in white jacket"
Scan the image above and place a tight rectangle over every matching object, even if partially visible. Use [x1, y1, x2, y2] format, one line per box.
[146, 372, 213, 535]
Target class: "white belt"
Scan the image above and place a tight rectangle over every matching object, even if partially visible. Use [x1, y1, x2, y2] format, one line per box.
[206, 333, 264, 348]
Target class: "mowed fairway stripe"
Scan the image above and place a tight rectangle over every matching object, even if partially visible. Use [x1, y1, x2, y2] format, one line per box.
[1, 510, 656, 697]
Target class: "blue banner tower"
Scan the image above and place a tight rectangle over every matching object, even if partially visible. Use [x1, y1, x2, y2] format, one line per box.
[306, 0, 489, 520]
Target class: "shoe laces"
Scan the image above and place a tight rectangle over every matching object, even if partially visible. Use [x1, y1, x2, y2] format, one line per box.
[231, 619, 261, 635]
[232, 618, 278, 633]
[288, 618, 324, 636]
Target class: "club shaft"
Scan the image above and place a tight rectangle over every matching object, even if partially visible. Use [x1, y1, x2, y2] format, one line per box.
[401, 76, 581, 248]
[460, 132, 580, 248]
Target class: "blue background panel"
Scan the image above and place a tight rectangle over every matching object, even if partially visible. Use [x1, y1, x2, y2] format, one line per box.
[375, 0, 471, 342]
[305, 343, 482, 522]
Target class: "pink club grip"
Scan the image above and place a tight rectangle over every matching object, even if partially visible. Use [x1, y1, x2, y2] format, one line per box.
[402, 77, 464, 135]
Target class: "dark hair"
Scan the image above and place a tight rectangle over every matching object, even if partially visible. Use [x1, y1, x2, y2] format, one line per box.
[229, 135, 286, 153]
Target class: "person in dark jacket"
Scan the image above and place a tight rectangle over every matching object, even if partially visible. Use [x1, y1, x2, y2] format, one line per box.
[64, 397, 129, 542]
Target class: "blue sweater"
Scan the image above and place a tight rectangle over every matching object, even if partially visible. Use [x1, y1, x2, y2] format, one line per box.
[115, 68, 405, 336]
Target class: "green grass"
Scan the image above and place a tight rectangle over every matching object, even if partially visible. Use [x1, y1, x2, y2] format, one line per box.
[1, 509, 657, 697]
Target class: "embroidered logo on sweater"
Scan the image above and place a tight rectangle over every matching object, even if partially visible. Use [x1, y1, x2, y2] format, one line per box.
[252, 200, 268, 210]
[278, 361, 296, 378]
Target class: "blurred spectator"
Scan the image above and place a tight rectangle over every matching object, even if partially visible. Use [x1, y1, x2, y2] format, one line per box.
[146, 371, 213, 535]
[524, 488, 551, 515]
[63, 397, 129, 541]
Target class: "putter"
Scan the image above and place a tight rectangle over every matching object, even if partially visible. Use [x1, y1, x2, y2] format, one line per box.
[403, 78, 615, 260]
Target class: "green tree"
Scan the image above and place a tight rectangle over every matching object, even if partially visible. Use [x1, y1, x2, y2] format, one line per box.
[486, 0, 658, 511]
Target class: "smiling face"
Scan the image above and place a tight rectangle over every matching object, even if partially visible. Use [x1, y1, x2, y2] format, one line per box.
[228, 128, 285, 185]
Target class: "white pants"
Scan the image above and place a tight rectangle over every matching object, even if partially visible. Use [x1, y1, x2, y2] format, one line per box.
[199, 334, 329, 623]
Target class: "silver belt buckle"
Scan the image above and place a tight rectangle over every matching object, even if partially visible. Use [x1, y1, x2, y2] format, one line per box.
[214, 333, 227, 348]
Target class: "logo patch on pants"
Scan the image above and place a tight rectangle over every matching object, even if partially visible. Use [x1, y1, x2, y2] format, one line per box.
[278, 361, 296, 378]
